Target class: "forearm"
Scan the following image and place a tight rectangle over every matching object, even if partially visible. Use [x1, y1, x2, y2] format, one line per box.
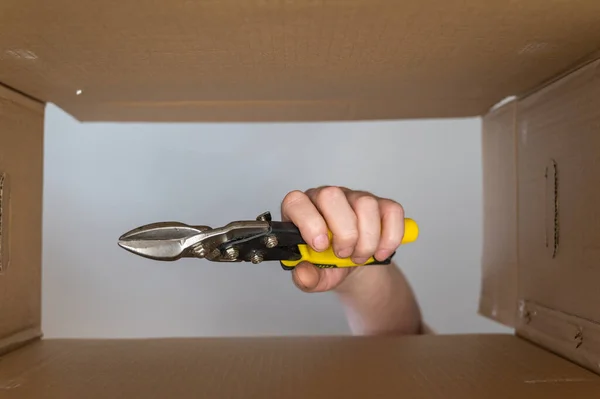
[334, 262, 423, 336]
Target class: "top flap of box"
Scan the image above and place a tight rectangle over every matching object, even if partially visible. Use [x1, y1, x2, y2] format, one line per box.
[1, 0, 600, 122]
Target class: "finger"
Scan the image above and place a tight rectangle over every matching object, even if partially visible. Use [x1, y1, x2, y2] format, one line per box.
[281, 190, 330, 251]
[292, 262, 322, 292]
[292, 262, 351, 293]
[306, 186, 358, 259]
[346, 192, 381, 264]
[375, 199, 405, 261]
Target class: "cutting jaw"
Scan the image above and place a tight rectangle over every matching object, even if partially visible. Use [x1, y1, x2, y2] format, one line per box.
[117, 214, 273, 262]
[117, 222, 212, 261]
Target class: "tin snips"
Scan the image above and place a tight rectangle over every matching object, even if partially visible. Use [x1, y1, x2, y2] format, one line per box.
[118, 211, 419, 270]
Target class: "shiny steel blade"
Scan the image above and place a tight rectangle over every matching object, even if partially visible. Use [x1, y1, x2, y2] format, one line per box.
[118, 222, 210, 261]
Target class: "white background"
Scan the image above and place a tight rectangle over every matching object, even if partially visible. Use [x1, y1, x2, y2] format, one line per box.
[42, 104, 509, 338]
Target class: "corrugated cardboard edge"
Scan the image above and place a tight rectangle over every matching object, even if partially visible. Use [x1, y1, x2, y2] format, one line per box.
[62, 99, 484, 123]
[517, 301, 600, 376]
[0, 83, 44, 355]
[0, 83, 43, 114]
[478, 99, 518, 327]
[517, 48, 600, 101]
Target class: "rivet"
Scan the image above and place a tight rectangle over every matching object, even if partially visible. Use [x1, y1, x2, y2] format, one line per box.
[225, 247, 239, 260]
[264, 235, 278, 248]
[250, 251, 264, 264]
[191, 243, 207, 258]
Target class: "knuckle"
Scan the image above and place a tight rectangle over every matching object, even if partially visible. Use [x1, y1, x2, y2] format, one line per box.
[355, 232, 379, 255]
[360, 228, 381, 244]
[335, 229, 359, 245]
[383, 198, 404, 215]
[353, 195, 379, 213]
[380, 229, 403, 250]
[282, 190, 307, 209]
[316, 186, 345, 204]
[381, 235, 402, 251]
[354, 244, 375, 258]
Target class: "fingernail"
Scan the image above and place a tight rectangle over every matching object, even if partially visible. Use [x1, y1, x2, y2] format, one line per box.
[375, 250, 390, 261]
[337, 247, 353, 258]
[313, 234, 329, 251]
[352, 257, 368, 265]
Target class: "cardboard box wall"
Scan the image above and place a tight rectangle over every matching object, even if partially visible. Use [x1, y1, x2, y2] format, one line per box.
[1, 1, 600, 397]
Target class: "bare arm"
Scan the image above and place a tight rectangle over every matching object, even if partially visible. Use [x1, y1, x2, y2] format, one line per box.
[292, 260, 423, 335]
[281, 186, 426, 336]
[335, 262, 422, 335]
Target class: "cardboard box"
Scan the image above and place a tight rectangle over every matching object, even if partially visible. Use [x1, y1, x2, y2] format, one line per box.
[1, 1, 600, 397]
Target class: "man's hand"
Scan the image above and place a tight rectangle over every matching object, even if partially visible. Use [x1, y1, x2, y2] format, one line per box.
[281, 186, 406, 293]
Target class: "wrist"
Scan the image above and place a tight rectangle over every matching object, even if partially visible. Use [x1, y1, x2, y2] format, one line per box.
[333, 262, 423, 335]
[333, 263, 388, 296]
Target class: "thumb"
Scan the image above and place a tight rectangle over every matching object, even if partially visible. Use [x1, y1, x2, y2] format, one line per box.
[291, 262, 351, 293]
[292, 262, 323, 292]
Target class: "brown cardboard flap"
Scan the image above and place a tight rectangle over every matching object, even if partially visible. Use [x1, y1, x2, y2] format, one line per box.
[517, 57, 600, 323]
[479, 100, 519, 327]
[0, 85, 44, 353]
[1, 335, 600, 398]
[514, 57, 600, 372]
[2, 0, 600, 121]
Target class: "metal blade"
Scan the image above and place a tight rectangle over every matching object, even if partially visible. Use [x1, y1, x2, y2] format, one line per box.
[118, 217, 272, 263]
[117, 222, 210, 261]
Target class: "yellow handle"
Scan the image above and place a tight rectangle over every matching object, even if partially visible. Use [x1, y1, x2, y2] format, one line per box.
[281, 218, 419, 268]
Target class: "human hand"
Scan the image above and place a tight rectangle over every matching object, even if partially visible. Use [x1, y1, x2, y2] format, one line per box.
[280, 186, 406, 293]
